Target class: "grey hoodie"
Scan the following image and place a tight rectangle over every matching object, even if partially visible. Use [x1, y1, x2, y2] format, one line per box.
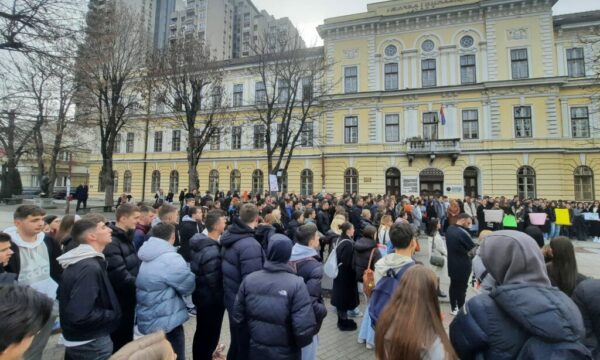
[289, 243, 318, 262]
[374, 253, 414, 284]
[480, 230, 550, 286]
[57, 244, 105, 269]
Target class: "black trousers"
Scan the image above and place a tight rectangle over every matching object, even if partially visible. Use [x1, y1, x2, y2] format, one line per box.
[226, 312, 249, 360]
[449, 274, 470, 310]
[193, 304, 225, 360]
[166, 325, 186, 360]
[111, 300, 135, 353]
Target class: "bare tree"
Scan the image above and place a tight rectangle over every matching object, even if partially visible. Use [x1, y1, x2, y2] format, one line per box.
[248, 31, 332, 191]
[0, 108, 35, 197]
[152, 37, 229, 191]
[0, 0, 82, 56]
[76, 6, 145, 207]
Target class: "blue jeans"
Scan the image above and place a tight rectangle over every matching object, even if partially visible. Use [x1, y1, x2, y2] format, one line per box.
[64, 336, 113, 360]
[550, 223, 561, 239]
[301, 335, 319, 360]
[166, 325, 185, 360]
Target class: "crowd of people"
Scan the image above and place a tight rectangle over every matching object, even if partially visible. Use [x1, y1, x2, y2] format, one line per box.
[0, 189, 599, 360]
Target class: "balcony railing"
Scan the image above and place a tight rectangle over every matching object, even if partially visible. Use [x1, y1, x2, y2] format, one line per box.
[406, 138, 461, 155]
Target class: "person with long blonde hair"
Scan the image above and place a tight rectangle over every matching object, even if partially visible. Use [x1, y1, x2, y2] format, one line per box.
[375, 265, 458, 360]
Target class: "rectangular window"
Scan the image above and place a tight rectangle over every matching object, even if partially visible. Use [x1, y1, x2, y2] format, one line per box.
[300, 122, 313, 147]
[344, 116, 358, 144]
[278, 80, 289, 104]
[462, 110, 479, 139]
[460, 55, 476, 84]
[421, 59, 436, 88]
[385, 114, 400, 142]
[231, 126, 242, 149]
[114, 134, 121, 153]
[571, 107, 590, 138]
[233, 84, 244, 107]
[255, 82, 266, 104]
[126, 132, 134, 153]
[423, 112, 439, 140]
[154, 131, 163, 152]
[514, 106, 532, 138]
[254, 124, 265, 149]
[344, 66, 358, 93]
[567, 48, 585, 77]
[511, 48, 529, 80]
[384, 63, 398, 91]
[172, 130, 181, 151]
[211, 86, 222, 107]
[210, 128, 220, 150]
[275, 123, 283, 147]
[302, 76, 313, 101]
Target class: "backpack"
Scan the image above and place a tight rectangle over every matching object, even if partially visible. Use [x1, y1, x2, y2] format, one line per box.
[516, 336, 592, 360]
[369, 262, 415, 327]
[323, 238, 351, 279]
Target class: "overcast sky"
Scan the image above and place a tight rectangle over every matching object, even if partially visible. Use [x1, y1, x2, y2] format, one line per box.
[252, 0, 600, 46]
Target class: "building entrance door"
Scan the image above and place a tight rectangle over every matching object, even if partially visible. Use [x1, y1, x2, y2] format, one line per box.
[385, 168, 401, 196]
[419, 168, 444, 197]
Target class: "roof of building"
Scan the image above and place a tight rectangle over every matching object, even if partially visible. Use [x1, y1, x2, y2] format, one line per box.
[553, 10, 600, 27]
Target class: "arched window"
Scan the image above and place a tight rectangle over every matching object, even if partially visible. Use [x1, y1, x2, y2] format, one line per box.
[278, 170, 288, 194]
[300, 169, 313, 196]
[517, 166, 536, 199]
[123, 170, 132, 193]
[252, 169, 263, 195]
[230, 169, 241, 193]
[169, 170, 179, 194]
[344, 168, 359, 195]
[98, 172, 105, 192]
[574, 166, 594, 201]
[209, 169, 219, 194]
[113, 171, 118, 194]
[463, 166, 479, 198]
[151, 170, 161, 193]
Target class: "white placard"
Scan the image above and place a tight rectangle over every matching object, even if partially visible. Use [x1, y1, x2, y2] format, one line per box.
[484, 209, 504, 223]
[269, 174, 279, 192]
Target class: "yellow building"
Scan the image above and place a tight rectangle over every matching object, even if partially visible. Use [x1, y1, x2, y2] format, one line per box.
[87, 0, 600, 201]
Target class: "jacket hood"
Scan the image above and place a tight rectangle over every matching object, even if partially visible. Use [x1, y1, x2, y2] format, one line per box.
[108, 224, 133, 243]
[181, 215, 196, 223]
[354, 237, 377, 253]
[374, 253, 413, 280]
[4, 226, 45, 249]
[220, 218, 255, 247]
[57, 244, 105, 268]
[480, 230, 550, 286]
[492, 284, 585, 342]
[289, 243, 318, 262]
[189, 233, 219, 252]
[267, 234, 293, 263]
[255, 224, 274, 237]
[138, 237, 176, 262]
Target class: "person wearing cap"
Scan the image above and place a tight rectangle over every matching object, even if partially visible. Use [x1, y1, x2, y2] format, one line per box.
[233, 234, 316, 360]
[449, 230, 591, 359]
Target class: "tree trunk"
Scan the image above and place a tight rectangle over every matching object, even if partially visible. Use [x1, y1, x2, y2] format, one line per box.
[1, 160, 23, 198]
[101, 158, 114, 210]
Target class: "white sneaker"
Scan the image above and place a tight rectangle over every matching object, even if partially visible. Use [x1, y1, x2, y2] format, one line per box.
[357, 338, 366, 344]
[366, 343, 374, 350]
[450, 308, 459, 316]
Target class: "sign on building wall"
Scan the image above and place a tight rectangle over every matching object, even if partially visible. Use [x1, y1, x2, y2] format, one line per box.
[445, 184, 464, 199]
[401, 176, 419, 196]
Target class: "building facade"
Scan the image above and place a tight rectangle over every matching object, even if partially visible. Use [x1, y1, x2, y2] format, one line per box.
[86, 0, 600, 201]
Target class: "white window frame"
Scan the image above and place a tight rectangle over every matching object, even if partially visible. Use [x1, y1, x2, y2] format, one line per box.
[343, 65, 359, 94]
[462, 108, 480, 140]
[513, 105, 534, 139]
[384, 113, 400, 142]
[569, 106, 590, 139]
[508, 47, 531, 80]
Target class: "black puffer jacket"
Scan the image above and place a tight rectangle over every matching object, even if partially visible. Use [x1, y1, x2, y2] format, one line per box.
[233, 235, 316, 360]
[573, 279, 600, 358]
[255, 224, 275, 251]
[286, 220, 301, 242]
[221, 218, 264, 312]
[178, 216, 203, 262]
[316, 210, 330, 235]
[289, 244, 327, 332]
[189, 233, 223, 308]
[353, 237, 381, 283]
[104, 224, 140, 303]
